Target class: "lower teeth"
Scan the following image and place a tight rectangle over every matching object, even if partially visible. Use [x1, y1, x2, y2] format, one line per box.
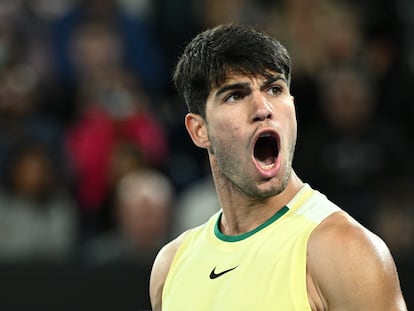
[262, 163, 275, 170]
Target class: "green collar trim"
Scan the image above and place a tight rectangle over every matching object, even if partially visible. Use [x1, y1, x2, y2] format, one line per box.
[214, 206, 289, 242]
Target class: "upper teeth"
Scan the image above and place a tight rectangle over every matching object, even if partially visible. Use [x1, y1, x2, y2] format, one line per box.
[260, 133, 272, 138]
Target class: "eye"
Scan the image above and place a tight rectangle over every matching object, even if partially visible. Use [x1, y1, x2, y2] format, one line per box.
[224, 91, 246, 103]
[266, 85, 283, 96]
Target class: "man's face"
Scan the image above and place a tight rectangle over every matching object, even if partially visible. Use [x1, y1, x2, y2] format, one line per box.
[204, 72, 297, 199]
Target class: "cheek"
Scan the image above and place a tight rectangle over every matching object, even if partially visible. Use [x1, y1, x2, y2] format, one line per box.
[208, 118, 242, 145]
[289, 109, 297, 132]
[279, 103, 297, 142]
[283, 100, 297, 125]
[207, 124, 240, 157]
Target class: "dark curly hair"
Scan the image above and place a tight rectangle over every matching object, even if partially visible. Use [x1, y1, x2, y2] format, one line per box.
[173, 23, 292, 118]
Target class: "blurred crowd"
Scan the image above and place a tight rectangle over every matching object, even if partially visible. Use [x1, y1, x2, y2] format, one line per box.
[0, 0, 413, 303]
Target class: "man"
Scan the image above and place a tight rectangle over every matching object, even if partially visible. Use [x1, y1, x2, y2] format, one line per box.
[150, 24, 407, 310]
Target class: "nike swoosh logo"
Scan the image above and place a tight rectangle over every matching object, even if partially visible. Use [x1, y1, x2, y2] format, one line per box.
[209, 266, 238, 279]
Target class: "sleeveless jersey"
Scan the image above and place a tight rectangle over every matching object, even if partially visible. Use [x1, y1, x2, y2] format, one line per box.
[162, 184, 341, 310]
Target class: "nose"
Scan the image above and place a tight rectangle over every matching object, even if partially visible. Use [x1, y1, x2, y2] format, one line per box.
[251, 92, 273, 122]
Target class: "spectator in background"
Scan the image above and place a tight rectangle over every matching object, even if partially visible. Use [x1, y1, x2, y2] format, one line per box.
[295, 65, 412, 225]
[63, 19, 168, 240]
[0, 16, 64, 183]
[0, 139, 77, 262]
[172, 166, 220, 237]
[98, 141, 146, 231]
[264, 0, 364, 129]
[363, 22, 414, 136]
[50, 0, 166, 96]
[82, 169, 174, 266]
[265, 0, 363, 76]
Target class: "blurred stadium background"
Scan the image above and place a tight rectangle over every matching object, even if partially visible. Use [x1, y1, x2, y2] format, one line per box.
[0, 0, 413, 309]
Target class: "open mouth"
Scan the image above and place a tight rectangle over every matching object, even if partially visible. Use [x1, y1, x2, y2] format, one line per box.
[253, 132, 279, 170]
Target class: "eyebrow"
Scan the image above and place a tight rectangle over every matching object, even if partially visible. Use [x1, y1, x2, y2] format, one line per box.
[214, 82, 250, 98]
[260, 74, 287, 91]
[214, 74, 287, 98]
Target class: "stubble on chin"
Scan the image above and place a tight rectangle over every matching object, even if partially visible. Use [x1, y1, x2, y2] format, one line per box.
[208, 130, 296, 201]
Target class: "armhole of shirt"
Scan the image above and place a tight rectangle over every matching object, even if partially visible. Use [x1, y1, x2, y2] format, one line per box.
[162, 220, 212, 301]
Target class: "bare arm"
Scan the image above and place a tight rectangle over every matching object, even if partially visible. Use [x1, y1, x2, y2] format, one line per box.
[149, 231, 190, 311]
[307, 211, 407, 311]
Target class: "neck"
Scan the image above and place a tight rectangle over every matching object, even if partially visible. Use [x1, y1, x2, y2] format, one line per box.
[213, 170, 304, 236]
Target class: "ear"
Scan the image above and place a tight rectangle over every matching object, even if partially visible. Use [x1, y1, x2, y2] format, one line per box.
[185, 113, 210, 149]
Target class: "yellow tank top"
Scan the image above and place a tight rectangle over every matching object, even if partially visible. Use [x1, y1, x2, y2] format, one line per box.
[162, 184, 340, 310]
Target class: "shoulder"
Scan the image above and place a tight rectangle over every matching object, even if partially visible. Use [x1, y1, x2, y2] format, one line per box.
[149, 229, 192, 311]
[307, 211, 407, 310]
